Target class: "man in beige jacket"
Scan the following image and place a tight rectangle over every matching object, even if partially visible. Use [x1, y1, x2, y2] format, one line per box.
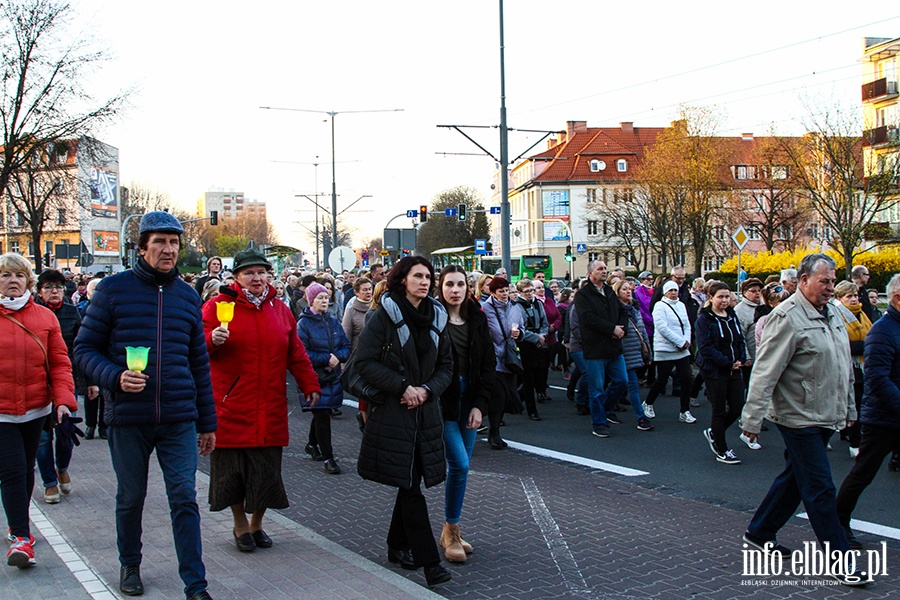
[740, 253, 861, 586]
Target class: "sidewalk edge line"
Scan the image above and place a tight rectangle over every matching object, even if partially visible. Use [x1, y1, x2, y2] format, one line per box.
[29, 500, 119, 600]
[503, 439, 650, 477]
[796, 512, 900, 541]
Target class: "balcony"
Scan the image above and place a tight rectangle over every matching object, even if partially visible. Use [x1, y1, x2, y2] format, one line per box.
[863, 125, 900, 147]
[862, 78, 898, 102]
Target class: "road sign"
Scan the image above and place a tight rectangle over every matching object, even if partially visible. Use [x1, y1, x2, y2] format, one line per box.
[362, 259, 369, 267]
[328, 246, 356, 273]
[575, 243, 587, 254]
[489, 206, 501, 215]
[732, 225, 749, 250]
[380, 249, 389, 257]
[444, 208, 457, 217]
[406, 209, 418, 218]
[474, 239, 487, 255]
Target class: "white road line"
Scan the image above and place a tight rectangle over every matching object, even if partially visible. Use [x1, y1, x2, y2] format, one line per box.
[520, 476, 593, 597]
[796, 513, 900, 541]
[29, 501, 119, 600]
[504, 439, 649, 477]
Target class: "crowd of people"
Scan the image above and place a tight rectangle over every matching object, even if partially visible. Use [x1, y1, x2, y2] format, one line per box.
[2, 212, 898, 592]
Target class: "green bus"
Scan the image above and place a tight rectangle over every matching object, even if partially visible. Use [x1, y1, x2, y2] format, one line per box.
[478, 255, 552, 283]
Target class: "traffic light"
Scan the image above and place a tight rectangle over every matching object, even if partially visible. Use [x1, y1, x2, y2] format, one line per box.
[210, 210, 218, 226]
[419, 205, 428, 223]
[458, 203, 467, 221]
[565, 245, 575, 262]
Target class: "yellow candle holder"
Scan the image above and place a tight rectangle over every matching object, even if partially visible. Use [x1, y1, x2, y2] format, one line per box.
[216, 301, 235, 330]
[125, 346, 150, 373]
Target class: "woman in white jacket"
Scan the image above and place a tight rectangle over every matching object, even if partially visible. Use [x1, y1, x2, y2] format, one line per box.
[642, 280, 696, 423]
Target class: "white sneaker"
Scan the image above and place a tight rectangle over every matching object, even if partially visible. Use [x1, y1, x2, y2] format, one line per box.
[642, 402, 655, 419]
[690, 398, 701, 407]
[740, 433, 762, 450]
[679, 411, 697, 424]
[716, 449, 741, 465]
[849, 446, 859, 459]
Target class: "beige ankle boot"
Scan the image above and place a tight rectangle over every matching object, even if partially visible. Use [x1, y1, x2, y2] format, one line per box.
[440, 522, 467, 563]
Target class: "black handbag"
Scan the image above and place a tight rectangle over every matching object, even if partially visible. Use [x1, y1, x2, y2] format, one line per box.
[490, 303, 523, 375]
[341, 340, 392, 402]
[305, 314, 340, 385]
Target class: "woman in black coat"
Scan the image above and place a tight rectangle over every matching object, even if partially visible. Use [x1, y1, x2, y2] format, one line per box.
[355, 256, 454, 587]
[435, 265, 493, 563]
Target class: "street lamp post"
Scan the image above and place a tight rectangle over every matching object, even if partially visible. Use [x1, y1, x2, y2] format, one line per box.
[261, 105, 403, 251]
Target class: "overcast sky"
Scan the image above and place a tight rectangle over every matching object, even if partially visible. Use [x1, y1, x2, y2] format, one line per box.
[76, 0, 899, 255]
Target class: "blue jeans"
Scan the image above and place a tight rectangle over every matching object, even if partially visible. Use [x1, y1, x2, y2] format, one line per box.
[108, 422, 208, 597]
[584, 354, 628, 429]
[570, 351, 592, 408]
[624, 369, 647, 419]
[36, 412, 76, 488]
[444, 421, 476, 523]
[747, 425, 849, 551]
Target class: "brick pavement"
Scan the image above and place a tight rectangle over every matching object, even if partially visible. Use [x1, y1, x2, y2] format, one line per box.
[273, 398, 900, 600]
[3, 434, 441, 600]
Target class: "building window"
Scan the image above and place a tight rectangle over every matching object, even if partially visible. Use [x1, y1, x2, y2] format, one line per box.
[780, 224, 793, 241]
[587, 220, 598, 235]
[586, 188, 597, 203]
[588, 252, 600, 263]
[17, 210, 25, 227]
[57, 208, 65, 225]
[625, 253, 636, 266]
[732, 165, 759, 180]
[28, 242, 34, 256]
[748, 225, 761, 240]
[602, 220, 608, 235]
[589, 160, 606, 173]
[616, 159, 628, 172]
[11, 241, 19, 253]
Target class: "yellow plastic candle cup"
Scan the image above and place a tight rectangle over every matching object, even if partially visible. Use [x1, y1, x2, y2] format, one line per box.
[216, 301, 235, 330]
[125, 346, 150, 373]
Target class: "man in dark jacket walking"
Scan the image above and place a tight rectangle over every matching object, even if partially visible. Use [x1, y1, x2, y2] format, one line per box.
[574, 260, 628, 438]
[75, 212, 216, 600]
[836, 273, 900, 549]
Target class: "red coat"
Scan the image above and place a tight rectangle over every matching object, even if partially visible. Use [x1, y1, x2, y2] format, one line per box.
[0, 297, 77, 416]
[202, 284, 320, 448]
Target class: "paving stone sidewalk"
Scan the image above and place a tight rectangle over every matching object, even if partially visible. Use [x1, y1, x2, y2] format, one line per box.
[2, 436, 440, 600]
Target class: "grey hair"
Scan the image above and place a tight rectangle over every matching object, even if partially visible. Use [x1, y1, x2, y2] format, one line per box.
[670, 265, 685, 275]
[780, 268, 798, 281]
[797, 254, 835, 279]
[887, 273, 900, 300]
[851, 265, 869, 279]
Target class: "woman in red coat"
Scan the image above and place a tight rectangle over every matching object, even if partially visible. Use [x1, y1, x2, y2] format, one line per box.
[202, 249, 320, 553]
[1, 253, 78, 569]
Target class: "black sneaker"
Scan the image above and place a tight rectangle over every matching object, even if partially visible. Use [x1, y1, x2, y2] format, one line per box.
[324, 458, 341, 475]
[120, 565, 144, 596]
[592, 425, 611, 438]
[606, 414, 622, 425]
[843, 525, 863, 550]
[742, 532, 791, 557]
[636, 417, 654, 431]
[305, 443, 324, 461]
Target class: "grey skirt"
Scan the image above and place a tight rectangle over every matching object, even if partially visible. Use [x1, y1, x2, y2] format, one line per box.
[208, 447, 289, 512]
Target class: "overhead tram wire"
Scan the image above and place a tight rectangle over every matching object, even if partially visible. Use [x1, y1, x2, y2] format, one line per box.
[513, 14, 900, 117]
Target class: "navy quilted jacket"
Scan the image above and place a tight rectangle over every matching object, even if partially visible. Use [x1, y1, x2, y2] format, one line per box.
[861, 304, 900, 430]
[296, 307, 351, 411]
[73, 258, 216, 432]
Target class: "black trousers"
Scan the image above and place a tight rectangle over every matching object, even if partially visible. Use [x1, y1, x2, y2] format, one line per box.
[308, 410, 334, 460]
[645, 356, 693, 413]
[534, 346, 550, 395]
[386, 454, 440, 567]
[518, 344, 541, 416]
[490, 371, 519, 436]
[706, 371, 745, 454]
[0, 417, 46, 539]
[85, 391, 106, 429]
[836, 423, 900, 526]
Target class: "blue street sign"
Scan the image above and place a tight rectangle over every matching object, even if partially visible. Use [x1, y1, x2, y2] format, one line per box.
[474, 239, 487, 255]
[362, 259, 369, 267]
[576, 243, 587, 254]
[406, 209, 418, 218]
[444, 208, 457, 217]
[489, 206, 501, 215]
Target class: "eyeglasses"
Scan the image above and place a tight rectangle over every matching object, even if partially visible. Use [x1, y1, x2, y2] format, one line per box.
[521, 289, 535, 294]
[43, 286, 65, 291]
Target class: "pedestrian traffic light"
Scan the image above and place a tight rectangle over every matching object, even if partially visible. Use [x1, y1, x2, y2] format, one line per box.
[458, 203, 467, 221]
[210, 210, 218, 226]
[419, 205, 428, 223]
[565, 245, 575, 262]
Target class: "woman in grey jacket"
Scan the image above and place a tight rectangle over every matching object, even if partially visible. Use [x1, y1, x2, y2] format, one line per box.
[643, 280, 696, 423]
[612, 281, 653, 431]
[481, 277, 533, 448]
[512, 278, 548, 421]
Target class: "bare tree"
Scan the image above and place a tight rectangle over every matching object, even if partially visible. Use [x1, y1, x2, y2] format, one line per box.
[734, 136, 811, 252]
[585, 188, 655, 271]
[781, 103, 900, 277]
[0, 0, 127, 216]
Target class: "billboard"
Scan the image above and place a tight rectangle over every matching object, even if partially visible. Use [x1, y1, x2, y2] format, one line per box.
[90, 166, 118, 218]
[541, 190, 570, 219]
[543, 222, 570, 241]
[92, 230, 120, 256]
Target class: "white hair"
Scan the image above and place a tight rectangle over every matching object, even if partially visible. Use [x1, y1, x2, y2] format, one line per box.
[887, 273, 900, 302]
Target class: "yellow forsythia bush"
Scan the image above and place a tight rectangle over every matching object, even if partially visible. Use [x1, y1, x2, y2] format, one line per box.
[720, 246, 900, 275]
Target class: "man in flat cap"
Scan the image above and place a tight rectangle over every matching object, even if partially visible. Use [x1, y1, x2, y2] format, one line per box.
[75, 211, 216, 600]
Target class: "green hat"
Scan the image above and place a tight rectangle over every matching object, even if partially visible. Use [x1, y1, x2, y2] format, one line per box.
[232, 248, 271, 273]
